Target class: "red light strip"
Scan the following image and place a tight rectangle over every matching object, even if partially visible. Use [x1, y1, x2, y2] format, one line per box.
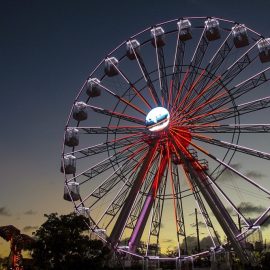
[184, 90, 227, 117]
[131, 85, 152, 110]
[181, 75, 222, 114]
[118, 96, 147, 115]
[172, 68, 190, 109]
[171, 70, 206, 117]
[148, 87, 159, 107]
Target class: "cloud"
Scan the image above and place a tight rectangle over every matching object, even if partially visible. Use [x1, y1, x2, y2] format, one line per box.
[238, 202, 266, 214]
[23, 226, 38, 232]
[220, 163, 242, 179]
[24, 210, 37, 215]
[191, 221, 205, 228]
[230, 163, 242, 170]
[245, 171, 265, 179]
[227, 202, 266, 215]
[0, 207, 11, 216]
[220, 163, 265, 182]
[163, 239, 173, 243]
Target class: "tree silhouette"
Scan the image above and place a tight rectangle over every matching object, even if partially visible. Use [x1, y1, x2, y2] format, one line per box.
[31, 213, 110, 270]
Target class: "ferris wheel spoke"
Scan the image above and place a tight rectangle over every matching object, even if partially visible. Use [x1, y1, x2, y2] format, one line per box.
[209, 155, 270, 196]
[185, 32, 233, 109]
[193, 135, 270, 161]
[73, 126, 146, 135]
[95, 179, 139, 232]
[105, 57, 152, 110]
[94, 150, 150, 230]
[158, 48, 169, 107]
[87, 147, 148, 209]
[194, 95, 270, 124]
[94, 79, 147, 115]
[199, 39, 262, 105]
[172, 67, 190, 109]
[212, 66, 270, 110]
[79, 153, 144, 208]
[183, 27, 209, 92]
[173, 130, 270, 196]
[193, 41, 259, 113]
[172, 28, 209, 112]
[207, 31, 234, 75]
[179, 82, 225, 124]
[182, 89, 227, 119]
[171, 69, 207, 116]
[171, 38, 185, 105]
[69, 134, 144, 159]
[173, 106, 228, 126]
[85, 104, 145, 125]
[136, 54, 161, 106]
[229, 70, 270, 108]
[221, 39, 262, 83]
[190, 123, 270, 134]
[180, 74, 222, 116]
[71, 140, 146, 184]
[127, 40, 160, 107]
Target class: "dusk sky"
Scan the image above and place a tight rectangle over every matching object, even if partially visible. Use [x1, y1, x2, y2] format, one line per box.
[1, 0, 270, 256]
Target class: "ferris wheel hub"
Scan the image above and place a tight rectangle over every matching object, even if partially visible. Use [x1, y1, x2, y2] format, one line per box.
[145, 107, 170, 132]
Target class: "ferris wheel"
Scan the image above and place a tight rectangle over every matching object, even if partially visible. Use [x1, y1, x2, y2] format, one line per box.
[61, 16, 270, 264]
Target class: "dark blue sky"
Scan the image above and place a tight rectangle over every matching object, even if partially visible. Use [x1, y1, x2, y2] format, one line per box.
[1, 0, 270, 255]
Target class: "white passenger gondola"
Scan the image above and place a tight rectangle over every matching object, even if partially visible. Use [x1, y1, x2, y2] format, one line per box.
[63, 181, 80, 201]
[205, 18, 221, 41]
[104, 57, 119, 76]
[73, 101, 88, 121]
[61, 154, 76, 174]
[151, 27, 165, 48]
[257, 38, 270, 63]
[178, 19, 192, 41]
[86, 78, 101, 97]
[64, 128, 79, 147]
[126, 39, 140, 60]
[232, 24, 249, 48]
[76, 206, 89, 217]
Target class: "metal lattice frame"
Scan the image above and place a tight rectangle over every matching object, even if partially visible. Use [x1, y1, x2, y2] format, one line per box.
[62, 16, 270, 265]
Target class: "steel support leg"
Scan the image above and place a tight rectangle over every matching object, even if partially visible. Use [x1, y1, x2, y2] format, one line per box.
[109, 143, 158, 247]
[171, 140, 250, 264]
[128, 156, 167, 252]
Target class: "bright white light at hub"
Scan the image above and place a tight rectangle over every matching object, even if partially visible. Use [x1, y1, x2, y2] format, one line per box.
[146, 107, 170, 132]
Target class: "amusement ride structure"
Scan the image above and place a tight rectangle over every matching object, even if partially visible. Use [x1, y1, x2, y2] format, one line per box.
[61, 16, 270, 266]
[0, 225, 34, 270]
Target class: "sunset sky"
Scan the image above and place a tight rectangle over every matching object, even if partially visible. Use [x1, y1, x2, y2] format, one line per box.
[1, 0, 270, 256]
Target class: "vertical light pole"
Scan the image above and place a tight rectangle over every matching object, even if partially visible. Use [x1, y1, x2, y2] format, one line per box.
[195, 208, 201, 253]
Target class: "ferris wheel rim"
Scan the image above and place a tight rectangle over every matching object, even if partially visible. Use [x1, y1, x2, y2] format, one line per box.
[61, 16, 270, 263]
